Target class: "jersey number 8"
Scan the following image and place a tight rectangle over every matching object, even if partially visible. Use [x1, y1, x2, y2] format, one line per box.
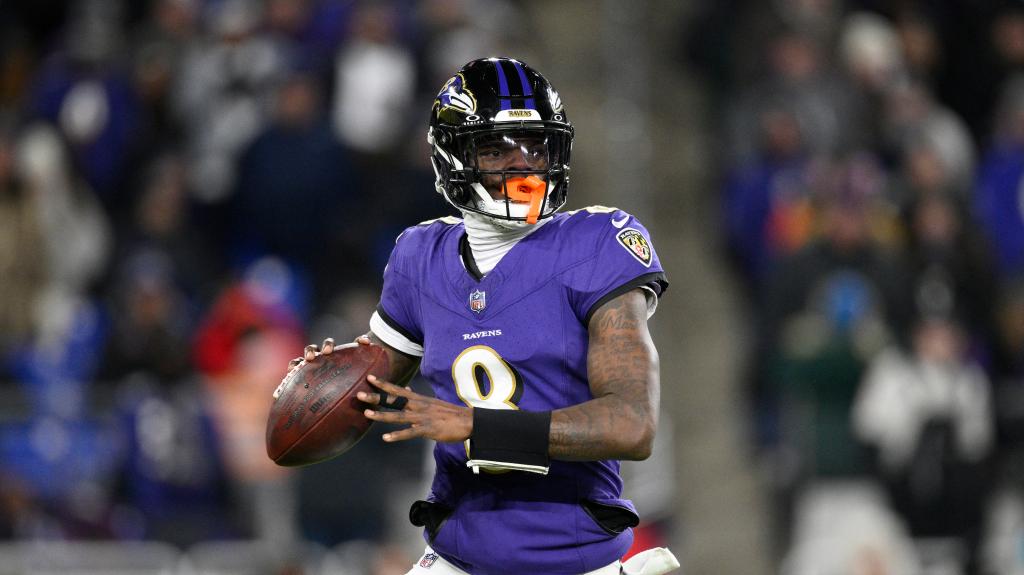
[451, 345, 524, 410]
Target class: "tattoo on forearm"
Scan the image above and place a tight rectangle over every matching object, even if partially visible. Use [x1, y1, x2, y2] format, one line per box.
[549, 291, 659, 461]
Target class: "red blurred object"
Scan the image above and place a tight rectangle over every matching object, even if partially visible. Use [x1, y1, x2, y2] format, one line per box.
[623, 521, 670, 561]
[193, 286, 301, 376]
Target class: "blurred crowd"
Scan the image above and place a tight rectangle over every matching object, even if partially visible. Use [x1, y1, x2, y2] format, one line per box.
[685, 1, 1024, 573]
[5, 0, 1024, 574]
[0, 0, 538, 571]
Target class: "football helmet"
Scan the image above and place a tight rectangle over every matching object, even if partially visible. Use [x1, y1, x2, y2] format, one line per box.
[428, 58, 573, 224]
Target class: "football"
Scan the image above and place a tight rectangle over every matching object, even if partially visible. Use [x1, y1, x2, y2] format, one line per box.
[266, 343, 390, 466]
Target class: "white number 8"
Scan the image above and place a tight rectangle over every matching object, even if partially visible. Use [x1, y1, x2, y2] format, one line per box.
[451, 345, 523, 409]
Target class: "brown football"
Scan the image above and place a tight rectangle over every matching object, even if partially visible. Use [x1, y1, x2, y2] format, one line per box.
[266, 343, 389, 466]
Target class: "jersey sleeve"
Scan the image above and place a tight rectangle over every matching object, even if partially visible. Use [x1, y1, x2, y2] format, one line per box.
[566, 211, 669, 326]
[370, 230, 425, 357]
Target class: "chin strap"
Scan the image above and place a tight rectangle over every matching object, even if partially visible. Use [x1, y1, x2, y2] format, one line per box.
[502, 175, 546, 224]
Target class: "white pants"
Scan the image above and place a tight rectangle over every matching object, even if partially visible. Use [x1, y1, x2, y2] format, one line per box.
[406, 546, 622, 575]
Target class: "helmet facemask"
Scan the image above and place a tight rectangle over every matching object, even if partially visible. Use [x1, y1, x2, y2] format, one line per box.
[430, 125, 572, 224]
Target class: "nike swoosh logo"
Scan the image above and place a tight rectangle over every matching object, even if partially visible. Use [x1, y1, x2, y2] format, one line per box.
[611, 215, 629, 228]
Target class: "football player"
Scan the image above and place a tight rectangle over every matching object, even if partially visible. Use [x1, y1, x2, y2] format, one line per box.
[286, 58, 676, 574]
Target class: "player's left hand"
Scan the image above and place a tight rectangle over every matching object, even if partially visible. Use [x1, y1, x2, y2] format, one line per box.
[357, 375, 473, 443]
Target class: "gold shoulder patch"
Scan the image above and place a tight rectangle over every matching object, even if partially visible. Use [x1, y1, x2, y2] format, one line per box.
[616, 228, 652, 267]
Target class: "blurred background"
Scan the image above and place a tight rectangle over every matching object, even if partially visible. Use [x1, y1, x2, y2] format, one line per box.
[0, 0, 1022, 573]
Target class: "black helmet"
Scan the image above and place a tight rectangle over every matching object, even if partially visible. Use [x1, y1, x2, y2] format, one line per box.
[428, 57, 573, 224]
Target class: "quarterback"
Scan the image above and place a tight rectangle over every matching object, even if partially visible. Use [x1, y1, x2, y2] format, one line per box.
[290, 58, 676, 574]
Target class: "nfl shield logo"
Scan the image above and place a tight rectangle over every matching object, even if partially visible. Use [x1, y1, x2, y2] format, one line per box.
[469, 290, 486, 313]
[419, 552, 439, 568]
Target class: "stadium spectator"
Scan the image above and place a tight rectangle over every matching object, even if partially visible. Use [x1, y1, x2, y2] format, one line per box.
[332, 2, 416, 157]
[853, 312, 995, 572]
[28, 0, 139, 207]
[0, 122, 46, 373]
[230, 69, 362, 305]
[194, 258, 304, 544]
[975, 75, 1024, 280]
[173, 0, 287, 203]
[723, 102, 815, 292]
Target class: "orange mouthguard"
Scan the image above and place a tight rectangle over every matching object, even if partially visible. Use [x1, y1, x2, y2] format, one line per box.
[502, 175, 546, 224]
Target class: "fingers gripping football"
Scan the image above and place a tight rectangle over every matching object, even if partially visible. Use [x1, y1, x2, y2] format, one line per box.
[274, 335, 381, 400]
[274, 338, 338, 399]
[304, 337, 335, 361]
[358, 375, 473, 444]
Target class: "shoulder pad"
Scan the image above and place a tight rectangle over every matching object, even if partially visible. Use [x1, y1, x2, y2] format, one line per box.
[415, 215, 462, 227]
[566, 205, 620, 216]
[395, 215, 462, 244]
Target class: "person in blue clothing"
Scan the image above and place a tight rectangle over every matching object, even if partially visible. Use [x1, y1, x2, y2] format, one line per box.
[282, 57, 678, 575]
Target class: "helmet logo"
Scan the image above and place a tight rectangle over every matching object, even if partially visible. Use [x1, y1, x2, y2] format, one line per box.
[436, 73, 476, 115]
[469, 290, 486, 313]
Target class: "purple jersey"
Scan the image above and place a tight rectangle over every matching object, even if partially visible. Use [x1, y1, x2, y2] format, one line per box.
[371, 207, 668, 574]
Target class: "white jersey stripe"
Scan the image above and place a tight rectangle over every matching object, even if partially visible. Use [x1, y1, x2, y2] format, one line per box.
[370, 311, 424, 357]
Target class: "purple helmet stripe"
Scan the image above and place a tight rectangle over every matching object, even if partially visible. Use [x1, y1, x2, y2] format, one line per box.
[511, 61, 536, 109]
[494, 61, 512, 110]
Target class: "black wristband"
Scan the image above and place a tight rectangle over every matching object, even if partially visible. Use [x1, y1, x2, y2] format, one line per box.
[469, 408, 551, 469]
